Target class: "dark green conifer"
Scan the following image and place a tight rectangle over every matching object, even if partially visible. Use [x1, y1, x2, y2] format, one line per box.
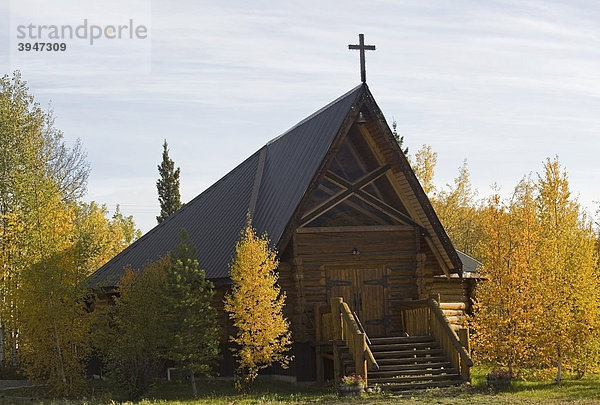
[392, 119, 409, 156]
[156, 140, 182, 223]
[166, 230, 220, 397]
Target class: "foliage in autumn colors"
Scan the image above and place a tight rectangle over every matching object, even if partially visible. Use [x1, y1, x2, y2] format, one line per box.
[0, 71, 140, 395]
[95, 259, 171, 399]
[94, 233, 220, 399]
[410, 144, 600, 380]
[224, 219, 292, 392]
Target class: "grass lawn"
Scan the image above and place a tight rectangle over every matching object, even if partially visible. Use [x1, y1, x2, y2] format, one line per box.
[2, 366, 600, 404]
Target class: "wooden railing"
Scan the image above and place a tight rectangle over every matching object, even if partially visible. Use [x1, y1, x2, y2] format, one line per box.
[399, 295, 473, 382]
[314, 297, 378, 385]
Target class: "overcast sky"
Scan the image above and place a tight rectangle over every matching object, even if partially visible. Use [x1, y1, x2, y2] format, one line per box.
[1, 0, 599, 233]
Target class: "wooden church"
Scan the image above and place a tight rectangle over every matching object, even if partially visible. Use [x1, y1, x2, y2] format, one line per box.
[89, 36, 476, 390]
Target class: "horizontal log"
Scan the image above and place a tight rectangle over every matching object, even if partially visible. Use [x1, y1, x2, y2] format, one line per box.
[431, 285, 468, 293]
[299, 269, 325, 277]
[298, 252, 414, 262]
[296, 231, 413, 241]
[387, 274, 417, 281]
[296, 244, 416, 255]
[440, 310, 464, 317]
[445, 315, 465, 324]
[303, 281, 326, 288]
[387, 281, 417, 289]
[430, 282, 468, 289]
[388, 291, 419, 299]
[439, 295, 468, 302]
[296, 242, 413, 252]
[296, 234, 415, 245]
[387, 268, 418, 275]
[296, 225, 414, 233]
[439, 302, 467, 310]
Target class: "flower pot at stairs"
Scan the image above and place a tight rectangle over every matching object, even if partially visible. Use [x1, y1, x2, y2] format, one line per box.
[338, 384, 365, 396]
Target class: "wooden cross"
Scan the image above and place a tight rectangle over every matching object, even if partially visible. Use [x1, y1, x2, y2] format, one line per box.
[348, 34, 376, 83]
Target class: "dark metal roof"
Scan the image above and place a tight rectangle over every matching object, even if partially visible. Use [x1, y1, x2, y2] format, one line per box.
[456, 250, 482, 276]
[88, 85, 363, 287]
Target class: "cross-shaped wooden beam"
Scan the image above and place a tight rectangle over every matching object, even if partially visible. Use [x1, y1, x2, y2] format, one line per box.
[348, 34, 376, 83]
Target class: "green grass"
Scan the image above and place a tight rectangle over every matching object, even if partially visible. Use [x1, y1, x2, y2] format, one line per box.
[2, 366, 600, 404]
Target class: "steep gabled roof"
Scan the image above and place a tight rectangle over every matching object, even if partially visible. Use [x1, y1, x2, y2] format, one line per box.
[88, 83, 462, 288]
[88, 85, 363, 287]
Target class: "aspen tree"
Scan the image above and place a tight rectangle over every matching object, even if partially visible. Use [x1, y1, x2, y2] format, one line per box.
[412, 144, 437, 195]
[535, 158, 600, 381]
[473, 159, 600, 380]
[224, 219, 292, 392]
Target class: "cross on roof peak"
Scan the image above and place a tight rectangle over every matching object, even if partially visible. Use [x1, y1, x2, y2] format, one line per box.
[348, 34, 376, 83]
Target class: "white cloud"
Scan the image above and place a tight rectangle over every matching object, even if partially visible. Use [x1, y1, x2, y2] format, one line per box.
[4, 0, 599, 233]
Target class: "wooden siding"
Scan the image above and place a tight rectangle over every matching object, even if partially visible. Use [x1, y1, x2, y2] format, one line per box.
[420, 243, 471, 331]
[288, 228, 421, 341]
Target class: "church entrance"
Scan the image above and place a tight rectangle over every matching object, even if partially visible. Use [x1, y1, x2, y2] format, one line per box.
[326, 267, 386, 337]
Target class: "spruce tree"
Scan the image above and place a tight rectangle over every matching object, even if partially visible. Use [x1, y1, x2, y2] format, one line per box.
[156, 140, 182, 223]
[165, 230, 220, 397]
[392, 119, 408, 156]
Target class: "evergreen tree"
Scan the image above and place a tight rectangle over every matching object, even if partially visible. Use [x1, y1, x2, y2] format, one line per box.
[165, 230, 220, 397]
[224, 218, 292, 392]
[392, 120, 408, 156]
[156, 140, 182, 223]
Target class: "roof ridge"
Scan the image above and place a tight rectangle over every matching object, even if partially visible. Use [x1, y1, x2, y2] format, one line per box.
[267, 83, 364, 146]
[88, 84, 367, 286]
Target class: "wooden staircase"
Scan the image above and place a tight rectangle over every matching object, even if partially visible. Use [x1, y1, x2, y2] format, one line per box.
[315, 296, 472, 391]
[364, 335, 463, 391]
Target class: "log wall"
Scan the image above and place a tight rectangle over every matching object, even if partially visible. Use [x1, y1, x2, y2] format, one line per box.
[286, 227, 421, 341]
[420, 243, 471, 332]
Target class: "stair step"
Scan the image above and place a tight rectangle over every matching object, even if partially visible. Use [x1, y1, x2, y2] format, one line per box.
[376, 378, 464, 391]
[376, 361, 452, 371]
[370, 373, 461, 384]
[370, 342, 440, 351]
[370, 336, 434, 345]
[375, 355, 448, 365]
[369, 367, 457, 378]
[373, 348, 443, 358]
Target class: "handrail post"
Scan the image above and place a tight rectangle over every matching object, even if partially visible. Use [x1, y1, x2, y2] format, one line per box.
[314, 303, 324, 384]
[314, 303, 322, 342]
[355, 332, 367, 386]
[331, 297, 343, 341]
[458, 328, 471, 382]
[331, 297, 344, 385]
[400, 307, 406, 334]
[458, 327, 470, 353]
[333, 340, 341, 384]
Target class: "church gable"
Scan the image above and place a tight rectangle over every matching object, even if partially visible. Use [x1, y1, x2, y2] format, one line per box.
[89, 82, 460, 290]
[285, 88, 460, 276]
[299, 125, 413, 229]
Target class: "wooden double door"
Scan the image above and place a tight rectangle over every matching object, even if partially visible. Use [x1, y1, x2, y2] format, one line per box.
[327, 267, 387, 337]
